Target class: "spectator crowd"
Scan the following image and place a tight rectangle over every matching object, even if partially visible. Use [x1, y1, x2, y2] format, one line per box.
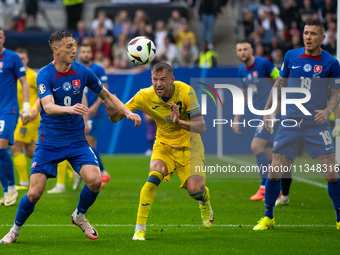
[238, 0, 337, 68]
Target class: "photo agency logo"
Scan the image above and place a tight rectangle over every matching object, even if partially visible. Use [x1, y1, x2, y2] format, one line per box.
[196, 79, 312, 129]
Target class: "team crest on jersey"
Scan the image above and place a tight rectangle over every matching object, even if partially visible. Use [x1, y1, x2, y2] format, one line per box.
[314, 65, 322, 75]
[38, 84, 46, 94]
[252, 71, 258, 78]
[73, 80, 81, 90]
[63, 82, 72, 91]
[247, 73, 252, 80]
[0, 62, 3, 69]
[303, 64, 312, 72]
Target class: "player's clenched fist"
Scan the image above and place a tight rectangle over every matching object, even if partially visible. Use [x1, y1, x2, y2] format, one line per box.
[71, 103, 89, 115]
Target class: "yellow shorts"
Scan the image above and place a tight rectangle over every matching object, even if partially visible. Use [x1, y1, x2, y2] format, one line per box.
[151, 139, 205, 188]
[14, 116, 40, 144]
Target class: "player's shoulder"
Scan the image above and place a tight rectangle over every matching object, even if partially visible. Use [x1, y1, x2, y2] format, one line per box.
[285, 47, 304, 58]
[3, 48, 16, 57]
[139, 86, 154, 96]
[90, 62, 105, 72]
[174, 80, 190, 91]
[321, 49, 339, 64]
[38, 62, 54, 76]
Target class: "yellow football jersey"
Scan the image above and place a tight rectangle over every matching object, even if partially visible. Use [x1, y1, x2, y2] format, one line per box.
[126, 81, 202, 148]
[17, 68, 38, 111]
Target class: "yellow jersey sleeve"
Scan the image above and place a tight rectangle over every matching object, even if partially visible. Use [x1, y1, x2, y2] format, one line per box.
[17, 68, 38, 112]
[125, 91, 145, 113]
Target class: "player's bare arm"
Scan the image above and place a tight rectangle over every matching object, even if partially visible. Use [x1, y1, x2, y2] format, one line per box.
[98, 88, 141, 127]
[88, 82, 109, 118]
[19, 75, 31, 125]
[315, 88, 340, 124]
[263, 76, 288, 131]
[170, 102, 206, 134]
[41, 94, 88, 115]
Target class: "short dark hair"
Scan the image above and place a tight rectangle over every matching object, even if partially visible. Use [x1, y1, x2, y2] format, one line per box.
[48, 30, 73, 47]
[15, 48, 29, 56]
[236, 39, 251, 45]
[305, 19, 325, 35]
[79, 43, 91, 48]
[151, 62, 173, 74]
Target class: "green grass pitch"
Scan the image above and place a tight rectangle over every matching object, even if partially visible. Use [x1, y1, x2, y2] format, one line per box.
[0, 154, 339, 254]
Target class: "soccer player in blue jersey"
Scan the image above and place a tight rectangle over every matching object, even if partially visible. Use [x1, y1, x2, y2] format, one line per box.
[0, 30, 141, 244]
[234, 40, 280, 201]
[254, 19, 340, 230]
[0, 28, 31, 207]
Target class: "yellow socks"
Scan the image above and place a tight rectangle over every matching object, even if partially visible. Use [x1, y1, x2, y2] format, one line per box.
[136, 170, 164, 225]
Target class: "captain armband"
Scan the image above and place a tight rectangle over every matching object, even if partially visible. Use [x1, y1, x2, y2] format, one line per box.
[188, 107, 202, 120]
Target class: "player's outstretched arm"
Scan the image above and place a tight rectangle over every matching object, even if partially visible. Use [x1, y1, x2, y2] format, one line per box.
[170, 102, 206, 134]
[98, 88, 141, 127]
[41, 95, 88, 115]
[315, 88, 340, 124]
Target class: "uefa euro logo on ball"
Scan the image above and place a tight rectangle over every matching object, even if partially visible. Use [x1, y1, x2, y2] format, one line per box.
[126, 36, 156, 65]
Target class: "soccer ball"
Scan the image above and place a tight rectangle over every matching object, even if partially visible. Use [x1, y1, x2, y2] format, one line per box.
[127, 36, 156, 65]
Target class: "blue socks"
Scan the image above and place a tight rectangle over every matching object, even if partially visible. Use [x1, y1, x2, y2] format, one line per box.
[264, 179, 281, 219]
[0, 148, 15, 187]
[255, 152, 270, 186]
[77, 185, 99, 214]
[91, 147, 104, 172]
[14, 194, 36, 227]
[328, 179, 340, 222]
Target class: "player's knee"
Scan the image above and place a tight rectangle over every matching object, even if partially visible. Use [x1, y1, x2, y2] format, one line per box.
[26, 150, 34, 159]
[87, 176, 102, 191]
[27, 189, 43, 203]
[326, 177, 339, 183]
[187, 182, 205, 195]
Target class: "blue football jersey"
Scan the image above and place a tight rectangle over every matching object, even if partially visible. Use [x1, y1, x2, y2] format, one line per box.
[0, 49, 26, 114]
[84, 62, 108, 117]
[237, 57, 277, 113]
[36, 62, 103, 144]
[280, 47, 340, 120]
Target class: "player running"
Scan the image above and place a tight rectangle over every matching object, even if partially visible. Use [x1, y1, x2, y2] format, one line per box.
[104, 62, 213, 241]
[0, 30, 141, 244]
[253, 19, 340, 230]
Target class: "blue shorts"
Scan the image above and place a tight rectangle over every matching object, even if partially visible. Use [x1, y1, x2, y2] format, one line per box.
[0, 113, 19, 145]
[87, 116, 105, 139]
[273, 118, 334, 160]
[31, 140, 99, 178]
[254, 124, 275, 144]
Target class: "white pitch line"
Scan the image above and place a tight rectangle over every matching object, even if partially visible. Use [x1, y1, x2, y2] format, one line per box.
[220, 156, 327, 189]
[0, 224, 336, 228]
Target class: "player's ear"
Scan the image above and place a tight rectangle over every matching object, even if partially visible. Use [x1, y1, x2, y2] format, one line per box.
[321, 34, 325, 43]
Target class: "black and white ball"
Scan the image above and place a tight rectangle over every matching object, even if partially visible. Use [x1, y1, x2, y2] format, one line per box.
[127, 36, 156, 65]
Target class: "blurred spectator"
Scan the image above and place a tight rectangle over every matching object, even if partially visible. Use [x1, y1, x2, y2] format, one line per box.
[24, 0, 39, 27]
[177, 37, 199, 67]
[73, 20, 89, 46]
[318, 0, 336, 25]
[242, 10, 256, 40]
[199, 42, 218, 68]
[257, 0, 281, 26]
[284, 20, 301, 43]
[280, 0, 300, 28]
[195, 0, 221, 49]
[92, 35, 112, 64]
[288, 34, 303, 50]
[254, 44, 266, 58]
[113, 10, 131, 39]
[154, 20, 168, 60]
[154, 35, 178, 66]
[167, 9, 183, 43]
[322, 30, 336, 56]
[63, 0, 83, 31]
[131, 10, 153, 40]
[299, 0, 318, 31]
[175, 19, 196, 47]
[91, 10, 113, 37]
[112, 33, 131, 69]
[323, 20, 336, 46]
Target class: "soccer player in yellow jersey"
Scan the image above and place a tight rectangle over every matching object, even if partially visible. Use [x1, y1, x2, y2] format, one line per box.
[11, 48, 39, 191]
[104, 62, 213, 240]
